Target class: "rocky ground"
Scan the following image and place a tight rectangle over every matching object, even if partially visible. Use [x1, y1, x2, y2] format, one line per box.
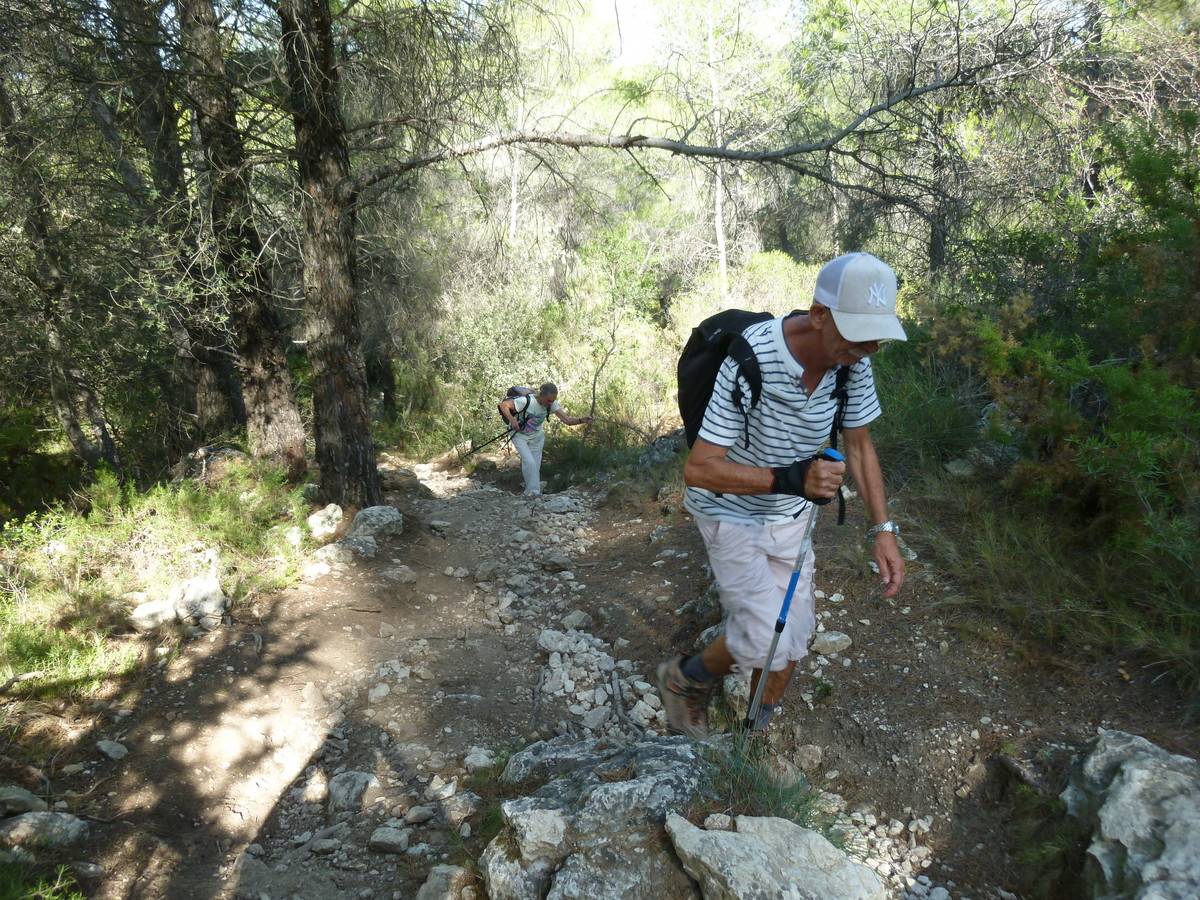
[2, 439, 1197, 899]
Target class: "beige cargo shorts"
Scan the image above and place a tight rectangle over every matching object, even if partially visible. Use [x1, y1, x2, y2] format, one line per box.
[696, 510, 816, 671]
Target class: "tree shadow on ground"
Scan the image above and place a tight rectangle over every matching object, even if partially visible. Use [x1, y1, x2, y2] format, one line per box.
[1, 588, 327, 899]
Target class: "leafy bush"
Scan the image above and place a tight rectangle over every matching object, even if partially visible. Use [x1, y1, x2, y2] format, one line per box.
[909, 114, 1200, 685]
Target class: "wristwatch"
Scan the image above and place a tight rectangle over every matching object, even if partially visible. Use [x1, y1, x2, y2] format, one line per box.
[866, 520, 900, 539]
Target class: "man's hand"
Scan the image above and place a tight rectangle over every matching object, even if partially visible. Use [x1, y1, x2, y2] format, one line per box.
[873, 532, 905, 598]
[772, 456, 844, 502]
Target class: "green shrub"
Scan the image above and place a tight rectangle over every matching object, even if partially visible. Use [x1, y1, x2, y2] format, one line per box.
[901, 113, 1200, 687]
[0, 864, 84, 900]
[870, 330, 984, 484]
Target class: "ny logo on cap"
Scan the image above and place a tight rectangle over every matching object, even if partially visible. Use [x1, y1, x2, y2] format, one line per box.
[867, 282, 888, 308]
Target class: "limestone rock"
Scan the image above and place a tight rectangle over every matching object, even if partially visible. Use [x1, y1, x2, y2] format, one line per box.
[666, 812, 886, 900]
[483, 736, 711, 900]
[416, 864, 475, 900]
[368, 826, 410, 854]
[541, 550, 573, 573]
[347, 506, 404, 541]
[97, 740, 128, 760]
[169, 573, 228, 629]
[704, 813, 733, 831]
[341, 535, 378, 559]
[561, 610, 593, 631]
[441, 792, 482, 828]
[464, 746, 496, 773]
[385, 565, 418, 584]
[326, 771, 381, 816]
[1062, 729, 1200, 900]
[0, 786, 47, 816]
[314, 542, 354, 565]
[581, 706, 611, 730]
[130, 598, 178, 632]
[307, 503, 343, 539]
[542, 495, 584, 515]
[505, 802, 569, 862]
[943, 458, 976, 478]
[794, 745, 824, 774]
[0, 812, 88, 851]
[811, 631, 853, 656]
[481, 840, 555, 900]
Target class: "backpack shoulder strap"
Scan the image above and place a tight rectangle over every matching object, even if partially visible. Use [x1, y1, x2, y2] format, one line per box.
[726, 335, 763, 449]
[829, 364, 852, 448]
[829, 364, 853, 524]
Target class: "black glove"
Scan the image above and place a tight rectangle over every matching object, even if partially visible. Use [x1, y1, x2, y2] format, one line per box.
[771, 456, 833, 504]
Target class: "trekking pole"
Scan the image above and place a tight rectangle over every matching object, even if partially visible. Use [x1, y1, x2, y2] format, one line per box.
[461, 428, 513, 459]
[744, 447, 844, 732]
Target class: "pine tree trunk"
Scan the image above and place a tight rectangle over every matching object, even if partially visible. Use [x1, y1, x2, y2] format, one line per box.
[177, 0, 306, 477]
[278, 0, 381, 508]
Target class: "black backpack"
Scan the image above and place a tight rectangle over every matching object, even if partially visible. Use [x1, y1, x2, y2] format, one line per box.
[499, 386, 536, 430]
[676, 309, 854, 522]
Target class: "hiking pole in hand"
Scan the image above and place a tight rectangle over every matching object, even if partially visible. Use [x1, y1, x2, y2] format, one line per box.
[462, 427, 514, 459]
[744, 447, 845, 732]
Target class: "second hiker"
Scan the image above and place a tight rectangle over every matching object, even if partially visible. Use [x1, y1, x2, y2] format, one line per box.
[658, 252, 908, 738]
[498, 383, 593, 497]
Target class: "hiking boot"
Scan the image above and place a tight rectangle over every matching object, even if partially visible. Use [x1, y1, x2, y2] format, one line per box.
[656, 655, 713, 739]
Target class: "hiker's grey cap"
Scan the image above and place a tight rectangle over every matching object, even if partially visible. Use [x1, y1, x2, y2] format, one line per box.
[814, 252, 907, 343]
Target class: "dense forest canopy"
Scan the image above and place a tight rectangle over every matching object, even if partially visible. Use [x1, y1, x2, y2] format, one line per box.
[1, 0, 1198, 674]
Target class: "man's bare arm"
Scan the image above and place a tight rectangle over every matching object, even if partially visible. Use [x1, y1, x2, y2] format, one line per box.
[553, 408, 593, 426]
[683, 439, 843, 498]
[498, 398, 520, 430]
[843, 425, 905, 597]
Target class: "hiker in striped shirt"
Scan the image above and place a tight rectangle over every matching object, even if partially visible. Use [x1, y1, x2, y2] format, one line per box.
[658, 253, 908, 738]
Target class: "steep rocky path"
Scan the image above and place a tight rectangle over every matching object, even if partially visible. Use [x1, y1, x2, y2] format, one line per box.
[36, 448, 1197, 899]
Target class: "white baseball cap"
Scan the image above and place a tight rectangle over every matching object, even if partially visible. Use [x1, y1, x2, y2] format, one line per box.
[813, 252, 907, 343]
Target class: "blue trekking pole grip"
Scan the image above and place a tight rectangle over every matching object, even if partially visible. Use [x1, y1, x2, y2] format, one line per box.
[745, 447, 844, 731]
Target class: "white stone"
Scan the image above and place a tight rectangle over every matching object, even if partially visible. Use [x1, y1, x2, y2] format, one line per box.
[415, 864, 474, 900]
[506, 805, 568, 862]
[307, 503, 343, 539]
[464, 746, 496, 773]
[97, 740, 128, 760]
[581, 707, 611, 730]
[794, 745, 824, 774]
[369, 826, 410, 854]
[811, 631, 853, 656]
[561, 610, 592, 630]
[667, 812, 886, 900]
[130, 598, 178, 632]
[0, 786, 47, 816]
[1062, 729, 1200, 900]
[170, 573, 227, 628]
[326, 771, 381, 815]
[385, 565, 418, 584]
[314, 542, 353, 565]
[347, 506, 403, 541]
[368, 683, 391, 703]
[424, 775, 457, 801]
[405, 805, 438, 825]
[0, 812, 88, 851]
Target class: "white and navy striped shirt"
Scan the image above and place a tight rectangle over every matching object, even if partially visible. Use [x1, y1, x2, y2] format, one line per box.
[684, 316, 882, 524]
